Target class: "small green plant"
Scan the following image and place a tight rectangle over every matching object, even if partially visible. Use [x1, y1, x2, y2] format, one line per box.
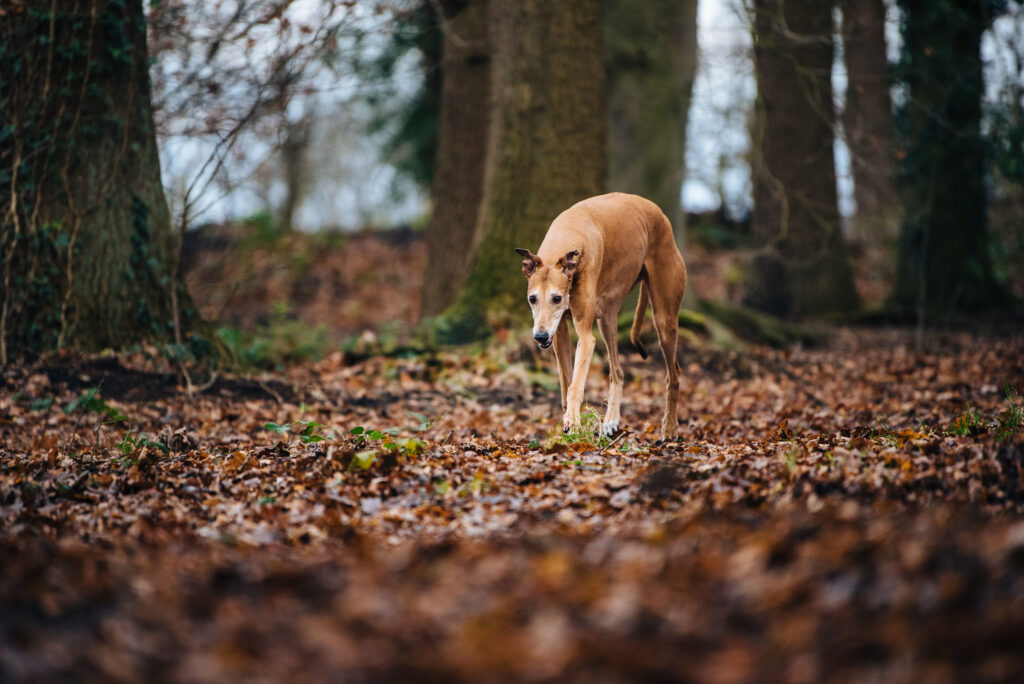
[348, 425, 426, 471]
[65, 387, 127, 423]
[350, 425, 400, 446]
[351, 449, 378, 470]
[29, 397, 54, 412]
[948, 405, 984, 436]
[264, 420, 334, 444]
[115, 430, 168, 460]
[293, 420, 331, 443]
[262, 415, 432, 469]
[407, 411, 431, 431]
[996, 386, 1022, 442]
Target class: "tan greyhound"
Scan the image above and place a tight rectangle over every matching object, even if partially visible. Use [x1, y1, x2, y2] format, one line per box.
[515, 192, 687, 439]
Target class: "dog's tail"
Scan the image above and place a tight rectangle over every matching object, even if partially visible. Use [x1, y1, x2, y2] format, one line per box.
[631, 281, 649, 359]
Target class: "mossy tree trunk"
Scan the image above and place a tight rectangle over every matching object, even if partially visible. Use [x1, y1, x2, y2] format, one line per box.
[841, 0, 899, 252]
[605, 0, 698, 248]
[748, 0, 859, 317]
[420, 0, 491, 319]
[892, 0, 1005, 315]
[1, 0, 198, 362]
[441, 0, 607, 341]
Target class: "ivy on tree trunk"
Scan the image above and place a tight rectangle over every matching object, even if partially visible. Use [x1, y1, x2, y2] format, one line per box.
[0, 0, 200, 362]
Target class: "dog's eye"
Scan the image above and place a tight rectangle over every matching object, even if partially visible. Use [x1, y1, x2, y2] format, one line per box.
[528, 295, 537, 305]
[552, 295, 562, 304]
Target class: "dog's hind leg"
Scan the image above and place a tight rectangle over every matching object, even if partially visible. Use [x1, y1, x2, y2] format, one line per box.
[552, 315, 572, 410]
[646, 257, 685, 440]
[596, 314, 624, 437]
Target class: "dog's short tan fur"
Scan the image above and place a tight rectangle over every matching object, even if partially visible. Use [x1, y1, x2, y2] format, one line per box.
[515, 193, 687, 438]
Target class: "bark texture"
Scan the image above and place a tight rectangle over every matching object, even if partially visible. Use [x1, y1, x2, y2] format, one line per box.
[842, 0, 899, 247]
[749, 0, 859, 317]
[893, 0, 1003, 314]
[420, 0, 491, 318]
[0, 0, 196, 361]
[442, 0, 607, 341]
[605, 0, 698, 246]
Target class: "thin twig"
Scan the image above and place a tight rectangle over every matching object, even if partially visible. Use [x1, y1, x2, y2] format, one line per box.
[195, 370, 220, 395]
[603, 430, 627, 452]
[258, 378, 284, 405]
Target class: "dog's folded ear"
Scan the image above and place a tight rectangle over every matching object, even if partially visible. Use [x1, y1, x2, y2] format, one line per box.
[559, 250, 580, 276]
[514, 248, 541, 277]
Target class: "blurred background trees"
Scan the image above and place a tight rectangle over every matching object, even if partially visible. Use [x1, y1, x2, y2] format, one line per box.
[893, 0, 1008, 316]
[2, 0, 1022, 361]
[606, 0, 699, 248]
[748, 0, 860, 316]
[439, 0, 607, 341]
[419, 0, 490, 319]
[841, 0, 899, 262]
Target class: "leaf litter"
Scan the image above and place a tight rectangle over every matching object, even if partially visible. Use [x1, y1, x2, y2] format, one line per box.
[2, 328, 1024, 682]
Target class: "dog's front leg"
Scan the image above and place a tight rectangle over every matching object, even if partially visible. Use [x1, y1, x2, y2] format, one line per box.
[563, 322, 595, 432]
[552, 316, 572, 410]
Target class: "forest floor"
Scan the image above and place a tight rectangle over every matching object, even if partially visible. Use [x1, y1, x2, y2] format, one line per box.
[3, 326, 1024, 682]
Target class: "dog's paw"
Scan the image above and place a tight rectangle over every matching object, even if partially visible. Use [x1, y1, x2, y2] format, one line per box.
[600, 420, 619, 438]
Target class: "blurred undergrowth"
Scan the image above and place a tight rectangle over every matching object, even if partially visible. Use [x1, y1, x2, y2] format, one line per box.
[216, 304, 329, 370]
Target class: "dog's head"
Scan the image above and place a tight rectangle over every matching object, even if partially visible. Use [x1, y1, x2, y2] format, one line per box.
[513, 247, 579, 350]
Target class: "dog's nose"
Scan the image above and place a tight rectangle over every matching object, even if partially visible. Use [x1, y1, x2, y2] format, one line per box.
[534, 331, 549, 344]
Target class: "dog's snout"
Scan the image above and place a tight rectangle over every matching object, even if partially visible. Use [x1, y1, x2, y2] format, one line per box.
[534, 331, 550, 344]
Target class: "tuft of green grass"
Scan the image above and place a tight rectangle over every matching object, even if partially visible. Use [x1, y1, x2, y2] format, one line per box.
[948, 405, 984, 436]
[996, 386, 1022, 442]
[781, 444, 800, 474]
[549, 406, 612, 449]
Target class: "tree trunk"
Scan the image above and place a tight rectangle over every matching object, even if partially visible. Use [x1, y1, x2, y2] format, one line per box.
[441, 0, 607, 341]
[605, 0, 697, 247]
[1, 0, 197, 362]
[842, 0, 899, 294]
[842, 0, 899, 247]
[892, 0, 1003, 315]
[748, 0, 859, 317]
[420, 0, 491, 319]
